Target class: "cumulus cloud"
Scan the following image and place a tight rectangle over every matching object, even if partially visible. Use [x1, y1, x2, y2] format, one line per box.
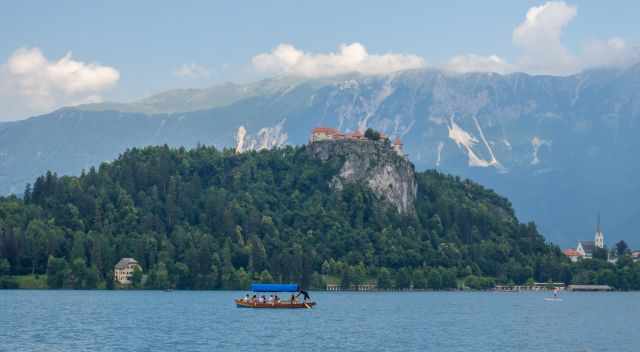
[447, 2, 638, 76]
[581, 37, 639, 69]
[252, 43, 425, 77]
[512, 1, 578, 75]
[174, 63, 211, 79]
[444, 54, 514, 74]
[0, 47, 119, 120]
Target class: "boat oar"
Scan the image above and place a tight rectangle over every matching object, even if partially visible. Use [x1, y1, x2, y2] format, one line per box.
[304, 303, 311, 309]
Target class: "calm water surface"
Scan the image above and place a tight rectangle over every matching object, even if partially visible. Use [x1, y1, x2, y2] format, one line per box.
[1, 290, 638, 351]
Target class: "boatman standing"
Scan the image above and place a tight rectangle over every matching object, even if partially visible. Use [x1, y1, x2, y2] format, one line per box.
[297, 289, 311, 302]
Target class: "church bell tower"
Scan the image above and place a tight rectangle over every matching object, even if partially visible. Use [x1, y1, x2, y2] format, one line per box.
[595, 213, 604, 249]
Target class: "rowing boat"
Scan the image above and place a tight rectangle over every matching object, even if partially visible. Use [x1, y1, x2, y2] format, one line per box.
[235, 300, 316, 309]
[236, 283, 316, 309]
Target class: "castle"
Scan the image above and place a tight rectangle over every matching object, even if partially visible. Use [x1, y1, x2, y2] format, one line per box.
[310, 127, 405, 157]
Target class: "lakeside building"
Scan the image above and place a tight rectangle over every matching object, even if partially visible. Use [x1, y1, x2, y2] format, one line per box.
[564, 215, 605, 261]
[325, 282, 378, 291]
[563, 248, 581, 263]
[495, 282, 565, 292]
[566, 284, 612, 292]
[309, 127, 405, 157]
[114, 258, 142, 285]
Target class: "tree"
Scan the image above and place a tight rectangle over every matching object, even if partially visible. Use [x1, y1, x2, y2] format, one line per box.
[70, 258, 88, 289]
[131, 266, 144, 288]
[464, 275, 495, 290]
[377, 268, 394, 289]
[258, 270, 273, 283]
[0, 258, 10, 276]
[616, 240, 629, 257]
[427, 269, 442, 290]
[147, 263, 170, 289]
[105, 270, 115, 290]
[46, 256, 69, 289]
[593, 247, 609, 261]
[84, 266, 99, 289]
[364, 128, 381, 141]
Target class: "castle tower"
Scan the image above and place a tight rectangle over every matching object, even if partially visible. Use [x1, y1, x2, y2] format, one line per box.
[595, 213, 604, 249]
[393, 138, 404, 157]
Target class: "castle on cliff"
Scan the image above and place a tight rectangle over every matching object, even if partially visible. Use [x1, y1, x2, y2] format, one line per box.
[310, 127, 405, 157]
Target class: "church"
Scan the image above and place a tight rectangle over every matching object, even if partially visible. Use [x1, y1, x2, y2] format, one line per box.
[563, 215, 605, 262]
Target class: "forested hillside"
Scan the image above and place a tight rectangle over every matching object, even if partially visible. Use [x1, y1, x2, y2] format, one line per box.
[0, 143, 634, 290]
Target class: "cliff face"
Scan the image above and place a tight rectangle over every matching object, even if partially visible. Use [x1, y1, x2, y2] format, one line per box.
[306, 139, 417, 216]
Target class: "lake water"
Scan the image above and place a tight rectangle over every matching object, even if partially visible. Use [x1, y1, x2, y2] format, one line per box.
[1, 290, 638, 351]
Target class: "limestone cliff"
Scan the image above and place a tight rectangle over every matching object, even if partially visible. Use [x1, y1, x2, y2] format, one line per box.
[306, 139, 417, 216]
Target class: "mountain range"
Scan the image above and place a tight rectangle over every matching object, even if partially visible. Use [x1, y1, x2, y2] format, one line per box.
[2, 65, 640, 247]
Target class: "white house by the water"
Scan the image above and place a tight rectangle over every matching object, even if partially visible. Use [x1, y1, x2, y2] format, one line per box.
[114, 258, 142, 285]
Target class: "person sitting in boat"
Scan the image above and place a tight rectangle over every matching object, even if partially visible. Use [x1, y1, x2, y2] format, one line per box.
[251, 294, 257, 303]
[296, 289, 311, 302]
[290, 294, 297, 304]
[274, 295, 280, 304]
[242, 294, 250, 302]
[266, 295, 274, 304]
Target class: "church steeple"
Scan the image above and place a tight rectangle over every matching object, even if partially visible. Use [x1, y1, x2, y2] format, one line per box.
[595, 212, 604, 249]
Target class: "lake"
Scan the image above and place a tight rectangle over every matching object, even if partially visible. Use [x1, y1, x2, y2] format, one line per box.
[1, 290, 638, 351]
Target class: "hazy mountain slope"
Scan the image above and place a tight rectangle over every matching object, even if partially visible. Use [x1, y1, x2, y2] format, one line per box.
[2, 66, 640, 246]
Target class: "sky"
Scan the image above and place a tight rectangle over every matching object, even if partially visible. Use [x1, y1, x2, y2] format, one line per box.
[0, 0, 638, 121]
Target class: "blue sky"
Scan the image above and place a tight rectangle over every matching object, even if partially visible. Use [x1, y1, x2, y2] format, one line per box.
[0, 1, 638, 120]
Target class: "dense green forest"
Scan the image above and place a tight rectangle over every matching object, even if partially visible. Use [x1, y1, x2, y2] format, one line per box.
[1, 144, 639, 290]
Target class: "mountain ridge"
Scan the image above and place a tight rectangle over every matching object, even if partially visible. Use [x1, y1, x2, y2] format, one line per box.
[2, 65, 640, 247]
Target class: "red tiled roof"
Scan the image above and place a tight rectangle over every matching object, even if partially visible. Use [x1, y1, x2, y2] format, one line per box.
[345, 131, 364, 139]
[312, 127, 341, 134]
[563, 248, 581, 256]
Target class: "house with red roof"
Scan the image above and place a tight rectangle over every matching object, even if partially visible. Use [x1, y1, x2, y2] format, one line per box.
[563, 248, 582, 263]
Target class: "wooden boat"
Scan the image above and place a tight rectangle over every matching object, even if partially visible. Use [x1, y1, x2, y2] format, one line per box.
[235, 299, 316, 309]
[236, 283, 316, 309]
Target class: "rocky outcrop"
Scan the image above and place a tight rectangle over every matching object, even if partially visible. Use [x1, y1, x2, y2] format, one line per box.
[307, 139, 417, 216]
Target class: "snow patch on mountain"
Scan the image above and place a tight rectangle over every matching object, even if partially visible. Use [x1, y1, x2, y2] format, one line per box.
[531, 136, 552, 165]
[235, 126, 248, 153]
[472, 115, 502, 168]
[235, 119, 288, 153]
[447, 116, 500, 168]
[436, 142, 444, 167]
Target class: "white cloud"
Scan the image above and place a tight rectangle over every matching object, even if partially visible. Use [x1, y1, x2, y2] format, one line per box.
[0, 47, 119, 120]
[444, 54, 514, 74]
[581, 37, 639, 69]
[174, 63, 211, 79]
[512, 1, 578, 75]
[446, 2, 638, 76]
[252, 43, 426, 77]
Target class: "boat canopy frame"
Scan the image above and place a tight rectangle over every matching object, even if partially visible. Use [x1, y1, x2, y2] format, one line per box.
[250, 283, 299, 292]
